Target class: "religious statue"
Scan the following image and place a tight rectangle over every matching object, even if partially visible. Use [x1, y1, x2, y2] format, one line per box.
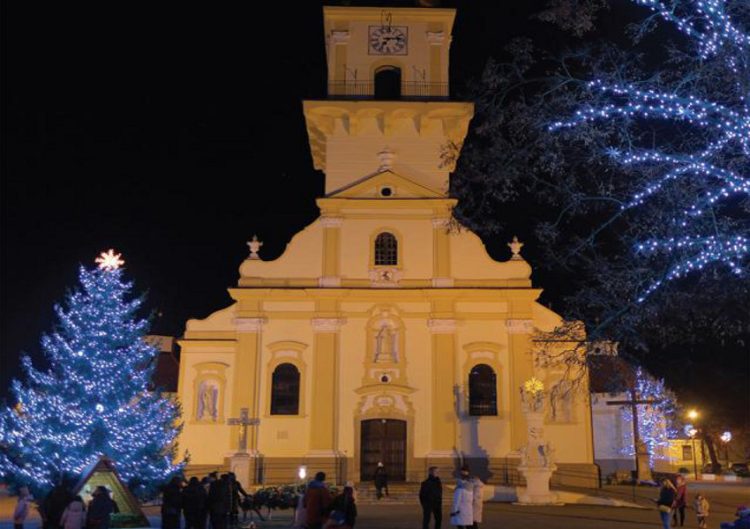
[197, 381, 219, 421]
[374, 322, 399, 363]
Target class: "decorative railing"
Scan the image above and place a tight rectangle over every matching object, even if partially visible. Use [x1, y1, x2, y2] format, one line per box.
[327, 81, 449, 99]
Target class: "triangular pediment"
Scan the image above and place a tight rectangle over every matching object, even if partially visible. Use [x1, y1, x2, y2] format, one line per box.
[327, 170, 444, 199]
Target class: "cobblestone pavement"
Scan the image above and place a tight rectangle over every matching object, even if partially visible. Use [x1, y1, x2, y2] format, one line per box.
[1, 483, 748, 529]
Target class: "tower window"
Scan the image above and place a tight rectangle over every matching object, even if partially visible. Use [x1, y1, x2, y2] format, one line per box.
[270, 363, 300, 415]
[374, 232, 398, 266]
[374, 66, 401, 99]
[469, 364, 498, 416]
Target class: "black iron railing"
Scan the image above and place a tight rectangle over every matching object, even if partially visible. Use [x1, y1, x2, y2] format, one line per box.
[328, 81, 450, 99]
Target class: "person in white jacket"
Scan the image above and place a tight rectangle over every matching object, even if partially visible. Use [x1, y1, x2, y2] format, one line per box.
[60, 496, 86, 529]
[449, 479, 473, 529]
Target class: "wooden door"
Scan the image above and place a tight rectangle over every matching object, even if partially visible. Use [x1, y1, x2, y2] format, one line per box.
[360, 419, 406, 481]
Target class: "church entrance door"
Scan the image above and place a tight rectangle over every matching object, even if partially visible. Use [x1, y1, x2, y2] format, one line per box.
[360, 419, 406, 481]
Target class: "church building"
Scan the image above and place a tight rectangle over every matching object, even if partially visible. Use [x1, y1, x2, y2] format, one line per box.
[177, 5, 597, 488]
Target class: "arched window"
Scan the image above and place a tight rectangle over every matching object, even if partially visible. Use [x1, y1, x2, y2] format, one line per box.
[469, 364, 497, 416]
[374, 232, 398, 266]
[374, 66, 401, 99]
[270, 363, 300, 415]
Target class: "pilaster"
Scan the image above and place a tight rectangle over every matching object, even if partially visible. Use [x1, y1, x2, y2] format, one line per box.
[432, 217, 452, 286]
[309, 317, 345, 453]
[506, 318, 535, 452]
[320, 216, 343, 287]
[428, 317, 457, 457]
[232, 317, 265, 453]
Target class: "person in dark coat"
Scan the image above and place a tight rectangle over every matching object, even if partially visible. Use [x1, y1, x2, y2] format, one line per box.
[161, 477, 183, 529]
[41, 484, 74, 529]
[226, 473, 248, 527]
[326, 486, 357, 529]
[182, 477, 207, 529]
[303, 472, 332, 529]
[373, 463, 388, 500]
[419, 466, 443, 529]
[655, 479, 676, 529]
[207, 474, 231, 529]
[672, 474, 688, 527]
[86, 487, 118, 529]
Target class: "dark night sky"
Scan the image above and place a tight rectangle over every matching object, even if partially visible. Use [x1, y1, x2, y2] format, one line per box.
[2, 2, 748, 427]
[2, 1, 554, 394]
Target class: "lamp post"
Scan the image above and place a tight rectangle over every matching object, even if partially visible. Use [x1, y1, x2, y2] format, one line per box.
[720, 431, 732, 471]
[688, 428, 699, 480]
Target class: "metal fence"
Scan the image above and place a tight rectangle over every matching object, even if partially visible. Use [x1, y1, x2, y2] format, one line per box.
[328, 81, 449, 99]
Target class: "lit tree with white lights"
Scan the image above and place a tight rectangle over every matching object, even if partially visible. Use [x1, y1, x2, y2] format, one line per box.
[0, 250, 184, 499]
[619, 367, 680, 466]
[549, 0, 749, 301]
[453, 0, 749, 351]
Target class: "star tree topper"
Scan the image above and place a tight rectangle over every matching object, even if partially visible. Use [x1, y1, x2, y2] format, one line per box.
[95, 249, 125, 270]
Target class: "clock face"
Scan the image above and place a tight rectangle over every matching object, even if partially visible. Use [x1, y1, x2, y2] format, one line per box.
[368, 26, 408, 55]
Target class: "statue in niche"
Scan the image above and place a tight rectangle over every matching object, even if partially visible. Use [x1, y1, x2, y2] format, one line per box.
[374, 322, 399, 363]
[197, 380, 219, 421]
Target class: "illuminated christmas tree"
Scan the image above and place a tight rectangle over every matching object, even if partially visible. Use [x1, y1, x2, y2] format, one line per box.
[620, 367, 680, 466]
[0, 250, 184, 499]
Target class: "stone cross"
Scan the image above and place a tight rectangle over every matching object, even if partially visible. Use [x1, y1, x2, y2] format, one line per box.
[606, 391, 662, 482]
[247, 235, 263, 260]
[227, 408, 260, 452]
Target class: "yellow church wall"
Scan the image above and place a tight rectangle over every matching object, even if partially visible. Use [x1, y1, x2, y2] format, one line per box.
[325, 136, 450, 194]
[449, 228, 532, 281]
[339, 218, 434, 278]
[176, 348, 237, 464]
[239, 222, 323, 280]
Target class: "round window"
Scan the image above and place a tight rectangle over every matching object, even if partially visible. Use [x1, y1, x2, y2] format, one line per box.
[380, 186, 393, 197]
[380, 374, 391, 383]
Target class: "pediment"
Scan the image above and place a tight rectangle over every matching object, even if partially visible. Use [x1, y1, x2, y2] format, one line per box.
[327, 169, 443, 199]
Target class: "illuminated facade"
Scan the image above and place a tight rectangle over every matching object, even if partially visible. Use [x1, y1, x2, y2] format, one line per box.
[176, 6, 596, 487]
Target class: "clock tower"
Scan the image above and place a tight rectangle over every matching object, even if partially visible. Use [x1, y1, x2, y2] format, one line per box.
[304, 6, 473, 195]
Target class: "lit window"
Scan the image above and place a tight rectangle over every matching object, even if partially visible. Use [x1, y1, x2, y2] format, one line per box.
[469, 364, 497, 416]
[374, 232, 398, 266]
[270, 363, 300, 415]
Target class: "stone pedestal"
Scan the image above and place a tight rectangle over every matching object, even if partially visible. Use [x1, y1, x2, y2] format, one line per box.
[229, 452, 259, 489]
[515, 384, 563, 505]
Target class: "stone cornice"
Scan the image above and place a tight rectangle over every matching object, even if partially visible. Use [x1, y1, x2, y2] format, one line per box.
[506, 319, 534, 334]
[319, 216, 344, 228]
[311, 318, 347, 333]
[427, 318, 457, 333]
[233, 317, 267, 332]
[302, 100, 473, 173]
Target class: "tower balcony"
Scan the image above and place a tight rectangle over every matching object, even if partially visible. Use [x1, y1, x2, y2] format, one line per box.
[327, 81, 450, 101]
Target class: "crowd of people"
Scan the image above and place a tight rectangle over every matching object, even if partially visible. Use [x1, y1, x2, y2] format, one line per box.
[15, 465, 750, 529]
[13, 484, 118, 529]
[157, 470, 357, 529]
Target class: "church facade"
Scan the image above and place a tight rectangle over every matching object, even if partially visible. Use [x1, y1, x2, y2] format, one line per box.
[176, 6, 597, 488]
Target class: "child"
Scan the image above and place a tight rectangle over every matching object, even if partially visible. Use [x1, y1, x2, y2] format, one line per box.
[694, 492, 709, 529]
[13, 486, 32, 529]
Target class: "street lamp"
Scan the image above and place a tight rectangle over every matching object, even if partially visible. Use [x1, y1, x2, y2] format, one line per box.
[688, 427, 699, 480]
[720, 431, 732, 470]
[687, 409, 699, 421]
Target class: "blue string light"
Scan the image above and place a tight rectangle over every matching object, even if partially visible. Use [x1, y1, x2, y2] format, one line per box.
[549, 0, 749, 300]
